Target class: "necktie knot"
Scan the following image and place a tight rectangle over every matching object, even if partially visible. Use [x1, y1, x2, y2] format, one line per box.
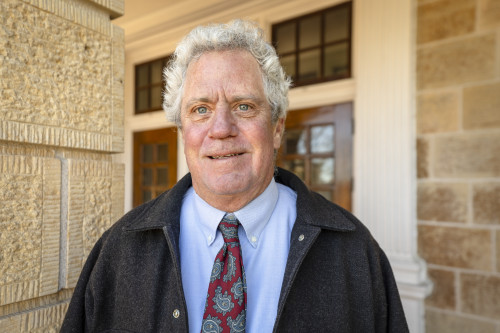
[218, 213, 240, 242]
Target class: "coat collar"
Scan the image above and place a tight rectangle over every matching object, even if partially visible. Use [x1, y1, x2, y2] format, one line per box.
[123, 167, 356, 233]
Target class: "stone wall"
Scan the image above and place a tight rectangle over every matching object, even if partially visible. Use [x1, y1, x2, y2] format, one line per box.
[0, 0, 124, 331]
[417, 0, 500, 331]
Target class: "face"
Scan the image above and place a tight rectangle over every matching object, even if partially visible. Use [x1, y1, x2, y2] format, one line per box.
[180, 50, 284, 211]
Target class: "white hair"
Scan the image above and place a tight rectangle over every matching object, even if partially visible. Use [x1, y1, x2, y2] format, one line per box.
[162, 19, 292, 127]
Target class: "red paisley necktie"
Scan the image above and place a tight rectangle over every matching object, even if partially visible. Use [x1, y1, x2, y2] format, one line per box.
[201, 213, 247, 332]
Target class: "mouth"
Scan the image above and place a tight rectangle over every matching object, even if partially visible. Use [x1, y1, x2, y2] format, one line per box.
[208, 153, 244, 159]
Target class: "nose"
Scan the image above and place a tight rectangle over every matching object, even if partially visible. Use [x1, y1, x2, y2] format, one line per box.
[208, 104, 237, 139]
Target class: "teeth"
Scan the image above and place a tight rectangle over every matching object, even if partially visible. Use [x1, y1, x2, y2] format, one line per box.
[211, 153, 240, 159]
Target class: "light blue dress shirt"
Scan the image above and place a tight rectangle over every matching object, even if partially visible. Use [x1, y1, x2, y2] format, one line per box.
[179, 178, 297, 332]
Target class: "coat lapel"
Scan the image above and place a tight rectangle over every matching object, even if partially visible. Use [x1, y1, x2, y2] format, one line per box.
[124, 172, 193, 269]
[274, 221, 321, 331]
[272, 168, 356, 331]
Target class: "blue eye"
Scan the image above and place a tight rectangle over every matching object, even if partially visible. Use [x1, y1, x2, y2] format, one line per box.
[238, 104, 249, 111]
[195, 106, 208, 114]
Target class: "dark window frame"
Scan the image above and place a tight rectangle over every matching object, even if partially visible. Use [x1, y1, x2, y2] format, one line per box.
[272, 1, 352, 87]
[134, 55, 172, 114]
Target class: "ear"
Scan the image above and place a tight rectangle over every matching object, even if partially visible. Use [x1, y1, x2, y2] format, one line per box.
[273, 117, 285, 150]
[179, 126, 185, 144]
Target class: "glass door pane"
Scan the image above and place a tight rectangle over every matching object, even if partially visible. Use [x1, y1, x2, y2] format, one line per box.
[311, 125, 335, 153]
[311, 158, 335, 185]
[285, 128, 307, 154]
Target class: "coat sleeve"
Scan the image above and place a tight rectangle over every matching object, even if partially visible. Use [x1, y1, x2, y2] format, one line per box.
[378, 249, 410, 333]
[60, 234, 106, 333]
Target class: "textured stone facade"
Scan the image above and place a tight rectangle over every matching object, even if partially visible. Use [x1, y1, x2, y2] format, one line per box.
[417, 0, 500, 330]
[0, 0, 124, 331]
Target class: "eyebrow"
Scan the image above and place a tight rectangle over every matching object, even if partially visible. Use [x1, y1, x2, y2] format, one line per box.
[183, 97, 211, 109]
[230, 94, 265, 104]
[183, 94, 266, 108]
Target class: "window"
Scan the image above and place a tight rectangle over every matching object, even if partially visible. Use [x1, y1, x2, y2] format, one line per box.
[272, 2, 352, 87]
[135, 55, 171, 114]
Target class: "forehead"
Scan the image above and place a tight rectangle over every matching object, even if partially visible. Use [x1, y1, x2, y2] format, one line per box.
[183, 50, 265, 98]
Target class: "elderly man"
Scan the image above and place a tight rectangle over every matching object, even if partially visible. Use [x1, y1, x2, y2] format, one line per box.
[61, 20, 408, 332]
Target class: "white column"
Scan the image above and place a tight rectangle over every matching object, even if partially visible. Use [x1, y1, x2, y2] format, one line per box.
[353, 0, 431, 331]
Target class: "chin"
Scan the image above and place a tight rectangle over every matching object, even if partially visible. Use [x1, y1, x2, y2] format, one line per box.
[208, 176, 251, 195]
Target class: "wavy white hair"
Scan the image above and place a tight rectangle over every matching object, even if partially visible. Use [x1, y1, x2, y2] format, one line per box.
[162, 20, 292, 127]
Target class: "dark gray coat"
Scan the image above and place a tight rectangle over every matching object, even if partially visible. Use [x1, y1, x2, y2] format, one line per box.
[61, 168, 408, 332]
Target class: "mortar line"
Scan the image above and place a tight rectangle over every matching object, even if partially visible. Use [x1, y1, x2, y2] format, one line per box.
[56, 151, 69, 291]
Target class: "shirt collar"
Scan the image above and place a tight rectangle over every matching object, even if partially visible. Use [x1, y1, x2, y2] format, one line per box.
[192, 178, 279, 248]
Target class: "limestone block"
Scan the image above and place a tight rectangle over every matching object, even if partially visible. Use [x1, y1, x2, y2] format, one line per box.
[497, 231, 500, 272]
[417, 91, 459, 134]
[0, 141, 55, 159]
[425, 309, 496, 333]
[417, 138, 429, 178]
[417, 182, 468, 222]
[112, 163, 125, 223]
[473, 183, 500, 225]
[0, 289, 73, 318]
[89, 0, 125, 18]
[479, 0, 500, 30]
[417, 34, 496, 89]
[0, 315, 20, 332]
[425, 269, 455, 310]
[65, 159, 124, 288]
[20, 0, 115, 36]
[0, 302, 69, 333]
[0, 0, 124, 153]
[417, 0, 475, 44]
[461, 273, 500, 319]
[433, 132, 500, 178]
[0, 156, 60, 306]
[463, 82, 500, 130]
[111, 24, 125, 153]
[418, 225, 492, 270]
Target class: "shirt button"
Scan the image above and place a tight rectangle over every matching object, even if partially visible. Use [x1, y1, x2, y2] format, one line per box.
[251, 236, 257, 243]
[208, 235, 213, 242]
[173, 309, 180, 318]
[298, 234, 305, 241]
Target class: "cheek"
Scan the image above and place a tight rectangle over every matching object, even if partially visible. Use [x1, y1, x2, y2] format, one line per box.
[182, 129, 203, 155]
[254, 127, 279, 160]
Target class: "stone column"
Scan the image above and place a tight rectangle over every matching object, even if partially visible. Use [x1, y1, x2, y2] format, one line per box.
[0, 0, 124, 331]
[354, 0, 432, 331]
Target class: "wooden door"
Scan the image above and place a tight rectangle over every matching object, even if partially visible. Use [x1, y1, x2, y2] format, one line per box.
[133, 127, 177, 207]
[278, 103, 353, 211]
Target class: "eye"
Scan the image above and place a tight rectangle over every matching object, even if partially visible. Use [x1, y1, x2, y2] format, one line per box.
[238, 104, 249, 111]
[195, 106, 208, 114]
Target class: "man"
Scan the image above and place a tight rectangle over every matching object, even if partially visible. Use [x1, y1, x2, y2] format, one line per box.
[62, 20, 408, 332]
